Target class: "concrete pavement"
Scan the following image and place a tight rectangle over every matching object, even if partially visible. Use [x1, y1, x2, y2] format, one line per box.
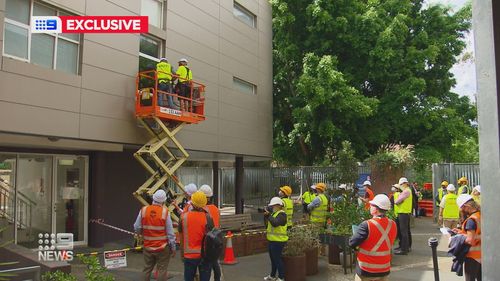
[71, 217, 465, 280]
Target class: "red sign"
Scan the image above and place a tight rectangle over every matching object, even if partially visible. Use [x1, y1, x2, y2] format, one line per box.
[104, 251, 126, 259]
[60, 16, 148, 33]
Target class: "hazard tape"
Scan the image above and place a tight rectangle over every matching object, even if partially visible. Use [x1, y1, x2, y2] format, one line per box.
[89, 219, 138, 236]
[75, 246, 143, 257]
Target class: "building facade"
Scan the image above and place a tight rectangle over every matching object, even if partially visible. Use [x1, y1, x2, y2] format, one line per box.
[0, 0, 272, 247]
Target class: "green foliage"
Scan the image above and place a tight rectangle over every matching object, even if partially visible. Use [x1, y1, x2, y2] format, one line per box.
[325, 191, 370, 236]
[79, 256, 115, 281]
[283, 226, 310, 256]
[42, 271, 77, 281]
[272, 0, 475, 165]
[329, 141, 359, 185]
[369, 144, 415, 171]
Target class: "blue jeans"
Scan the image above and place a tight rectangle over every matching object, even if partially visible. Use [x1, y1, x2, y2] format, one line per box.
[268, 241, 286, 279]
[184, 258, 211, 281]
[157, 82, 175, 108]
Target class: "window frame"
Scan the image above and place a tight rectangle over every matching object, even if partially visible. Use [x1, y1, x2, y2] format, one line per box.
[233, 77, 257, 95]
[233, 1, 256, 28]
[2, 0, 81, 74]
[139, 34, 164, 70]
[141, 0, 165, 29]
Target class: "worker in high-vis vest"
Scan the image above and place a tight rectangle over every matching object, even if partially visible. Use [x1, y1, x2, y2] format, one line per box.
[472, 185, 481, 206]
[175, 58, 193, 112]
[179, 191, 211, 281]
[279, 185, 293, 228]
[133, 189, 176, 281]
[436, 181, 448, 225]
[455, 194, 482, 281]
[264, 197, 288, 281]
[307, 183, 329, 226]
[199, 184, 221, 281]
[156, 58, 177, 109]
[360, 180, 375, 210]
[350, 194, 397, 281]
[394, 177, 413, 255]
[391, 184, 402, 246]
[299, 185, 316, 218]
[458, 176, 471, 195]
[439, 184, 460, 229]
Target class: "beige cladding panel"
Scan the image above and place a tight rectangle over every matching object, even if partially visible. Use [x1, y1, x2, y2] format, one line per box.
[220, 38, 258, 70]
[81, 65, 136, 97]
[80, 89, 135, 121]
[219, 102, 258, 126]
[84, 33, 140, 57]
[166, 11, 219, 50]
[166, 31, 219, 67]
[219, 119, 258, 141]
[203, 97, 220, 118]
[43, 0, 85, 14]
[85, 0, 135, 16]
[79, 114, 146, 144]
[176, 129, 219, 153]
[168, 0, 219, 32]
[166, 48, 219, 85]
[0, 71, 80, 113]
[184, 0, 221, 18]
[0, 101, 79, 138]
[219, 23, 258, 55]
[82, 40, 138, 76]
[105, 0, 141, 14]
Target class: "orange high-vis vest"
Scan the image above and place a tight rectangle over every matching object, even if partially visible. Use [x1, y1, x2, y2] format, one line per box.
[364, 188, 375, 210]
[183, 201, 193, 213]
[206, 204, 220, 228]
[462, 212, 481, 263]
[141, 205, 169, 252]
[357, 217, 397, 273]
[181, 211, 208, 259]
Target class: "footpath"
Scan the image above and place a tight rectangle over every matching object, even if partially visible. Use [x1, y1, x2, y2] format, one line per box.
[71, 217, 462, 281]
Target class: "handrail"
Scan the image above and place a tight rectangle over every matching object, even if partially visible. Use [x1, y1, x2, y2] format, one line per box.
[0, 179, 37, 206]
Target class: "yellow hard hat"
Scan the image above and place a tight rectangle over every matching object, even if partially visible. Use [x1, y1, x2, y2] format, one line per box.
[191, 191, 207, 208]
[441, 181, 449, 187]
[315, 183, 326, 192]
[458, 177, 468, 184]
[280, 186, 292, 196]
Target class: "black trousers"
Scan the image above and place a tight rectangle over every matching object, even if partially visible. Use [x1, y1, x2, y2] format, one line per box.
[398, 213, 411, 252]
[465, 258, 481, 281]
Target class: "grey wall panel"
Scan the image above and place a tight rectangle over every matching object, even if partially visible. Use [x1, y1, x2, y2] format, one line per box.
[176, 129, 219, 152]
[220, 38, 259, 69]
[165, 48, 220, 85]
[81, 65, 136, 97]
[85, 0, 135, 16]
[81, 41, 138, 76]
[0, 101, 79, 137]
[168, 0, 219, 33]
[79, 114, 146, 144]
[44, 0, 85, 14]
[166, 12, 220, 50]
[219, 23, 258, 55]
[0, 71, 80, 113]
[219, 102, 258, 126]
[219, 119, 258, 141]
[80, 89, 135, 121]
[166, 31, 219, 67]
[106, 0, 141, 14]
[85, 33, 140, 57]
[182, 0, 221, 21]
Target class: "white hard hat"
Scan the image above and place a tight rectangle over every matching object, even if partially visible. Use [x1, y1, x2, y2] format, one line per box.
[446, 184, 456, 192]
[363, 180, 371, 186]
[369, 194, 391, 211]
[268, 197, 284, 207]
[339, 184, 347, 189]
[153, 189, 167, 203]
[160, 57, 168, 61]
[310, 185, 317, 190]
[199, 184, 213, 197]
[185, 183, 198, 196]
[456, 194, 474, 208]
[398, 177, 409, 185]
[179, 58, 188, 63]
[473, 185, 481, 193]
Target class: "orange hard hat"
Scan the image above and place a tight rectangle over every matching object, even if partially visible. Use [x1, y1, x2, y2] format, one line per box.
[280, 186, 292, 196]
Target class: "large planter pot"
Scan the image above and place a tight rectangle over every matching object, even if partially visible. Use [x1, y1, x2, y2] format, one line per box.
[305, 247, 319, 276]
[319, 233, 333, 244]
[328, 243, 341, 265]
[284, 255, 306, 281]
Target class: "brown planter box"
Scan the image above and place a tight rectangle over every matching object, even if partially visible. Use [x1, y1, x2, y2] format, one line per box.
[305, 247, 319, 276]
[284, 255, 306, 281]
[223, 232, 268, 259]
[328, 243, 341, 265]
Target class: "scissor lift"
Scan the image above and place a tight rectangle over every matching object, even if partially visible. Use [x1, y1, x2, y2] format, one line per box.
[133, 70, 206, 222]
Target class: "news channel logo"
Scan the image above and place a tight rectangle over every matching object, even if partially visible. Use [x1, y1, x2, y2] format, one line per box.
[31, 16, 62, 33]
[37, 233, 74, 261]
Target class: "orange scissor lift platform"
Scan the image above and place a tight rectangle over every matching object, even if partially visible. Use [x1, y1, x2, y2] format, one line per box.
[133, 70, 206, 223]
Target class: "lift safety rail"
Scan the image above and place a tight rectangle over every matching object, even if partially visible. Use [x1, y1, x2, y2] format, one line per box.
[133, 70, 206, 223]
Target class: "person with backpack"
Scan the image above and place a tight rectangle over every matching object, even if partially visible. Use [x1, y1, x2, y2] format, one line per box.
[199, 184, 222, 281]
[175, 58, 193, 112]
[179, 191, 212, 281]
[263, 197, 288, 281]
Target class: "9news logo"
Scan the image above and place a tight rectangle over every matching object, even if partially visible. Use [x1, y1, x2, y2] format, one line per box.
[37, 232, 74, 262]
[31, 17, 62, 33]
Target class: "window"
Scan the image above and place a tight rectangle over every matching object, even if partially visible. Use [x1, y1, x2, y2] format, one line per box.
[233, 2, 256, 28]
[141, 0, 164, 28]
[2, 0, 81, 74]
[139, 35, 162, 72]
[233, 77, 256, 95]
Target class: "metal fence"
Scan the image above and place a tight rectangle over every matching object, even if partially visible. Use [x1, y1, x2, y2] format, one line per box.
[166, 167, 213, 192]
[219, 165, 371, 207]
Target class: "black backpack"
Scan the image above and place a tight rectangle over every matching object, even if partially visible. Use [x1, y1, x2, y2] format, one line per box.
[201, 211, 224, 263]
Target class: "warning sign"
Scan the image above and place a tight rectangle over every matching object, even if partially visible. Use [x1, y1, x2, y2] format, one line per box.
[104, 250, 127, 269]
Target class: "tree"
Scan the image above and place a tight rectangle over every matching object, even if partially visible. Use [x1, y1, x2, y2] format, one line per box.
[272, 0, 476, 165]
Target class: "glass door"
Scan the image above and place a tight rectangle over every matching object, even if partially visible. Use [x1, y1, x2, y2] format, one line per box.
[54, 156, 88, 245]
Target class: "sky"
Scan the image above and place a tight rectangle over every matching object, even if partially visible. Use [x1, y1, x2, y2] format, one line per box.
[426, 0, 477, 99]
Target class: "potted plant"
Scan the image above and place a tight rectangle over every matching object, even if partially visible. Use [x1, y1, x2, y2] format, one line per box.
[283, 226, 307, 281]
[303, 225, 321, 276]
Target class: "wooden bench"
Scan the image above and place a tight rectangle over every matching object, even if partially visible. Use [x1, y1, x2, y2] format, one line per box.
[220, 213, 264, 232]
